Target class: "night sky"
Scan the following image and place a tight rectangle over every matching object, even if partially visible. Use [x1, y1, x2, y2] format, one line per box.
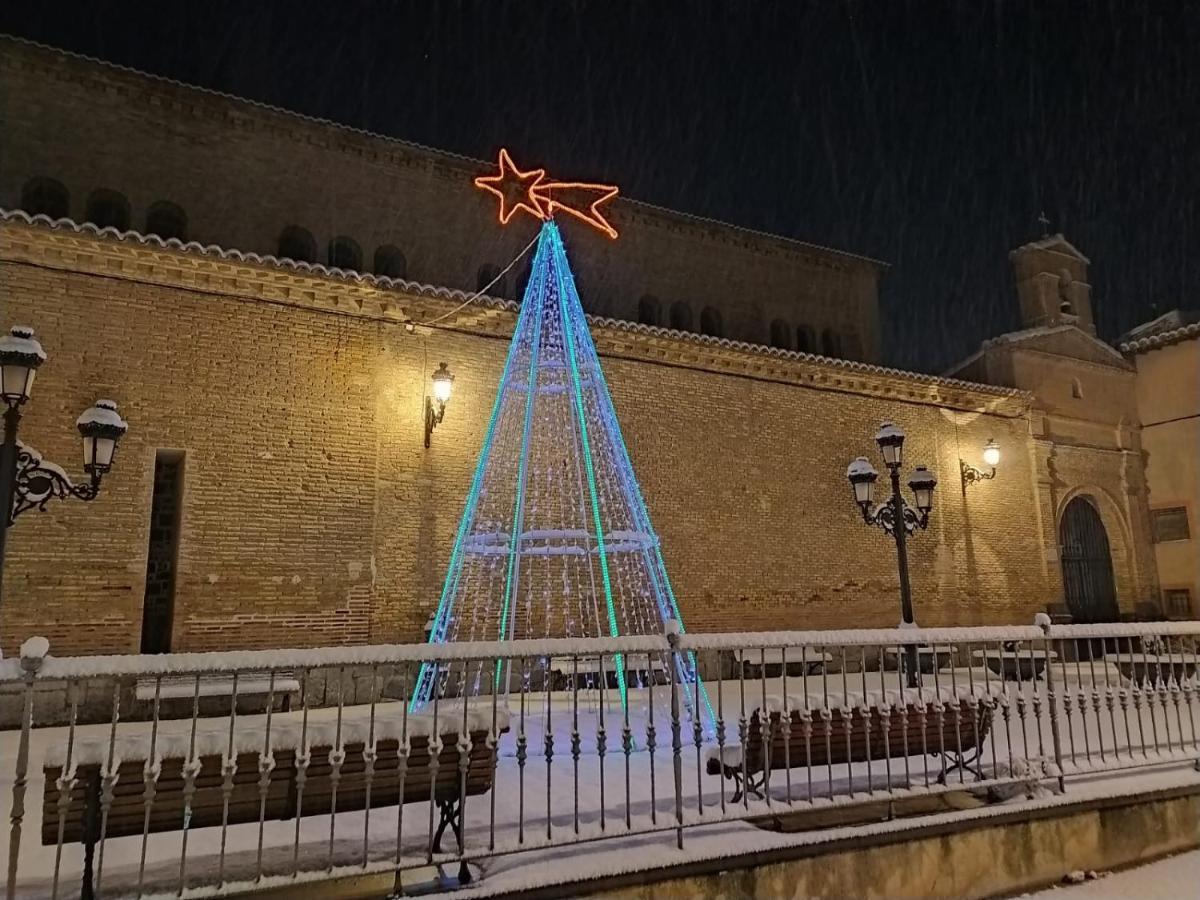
[3, 1, 1196, 373]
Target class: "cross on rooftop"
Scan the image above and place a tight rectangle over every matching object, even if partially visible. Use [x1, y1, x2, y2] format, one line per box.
[1037, 211, 1051, 237]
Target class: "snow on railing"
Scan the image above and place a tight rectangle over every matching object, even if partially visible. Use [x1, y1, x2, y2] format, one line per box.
[3, 617, 1198, 899]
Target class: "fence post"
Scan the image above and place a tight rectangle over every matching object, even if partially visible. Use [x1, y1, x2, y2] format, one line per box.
[1035, 614, 1067, 793]
[665, 619, 684, 850]
[7, 637, 48, 900]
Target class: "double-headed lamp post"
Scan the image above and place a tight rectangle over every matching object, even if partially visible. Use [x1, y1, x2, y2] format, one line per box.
[0, 325, 129, 616]
[846, 421, 937, 687]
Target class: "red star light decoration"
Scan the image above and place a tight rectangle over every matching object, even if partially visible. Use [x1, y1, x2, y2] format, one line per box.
[474, 148, 620, 239]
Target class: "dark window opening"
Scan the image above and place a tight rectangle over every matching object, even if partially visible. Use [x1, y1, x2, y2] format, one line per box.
[85, 188, 131, 230]
[638, 295, 661, 326]
[141, 451, 185, 653]
[1165, 588, 1192, 618]
[145, 201, 188, 242]
[328, 235, 363, 271]
[373, 245, 407, 279]
[1071, 379, 1083, 399]
[277, 225, 317, 263]
[796, 325, 813, 353]
[821, 328, 842, 358]
[669, 301, 693, 331]
[1151, 507, 1191, 543]
[770, 319, 792, 349]
[20, 177, 69, 219]
[477, 263, 506, 297]
[700, 307, 723, 338]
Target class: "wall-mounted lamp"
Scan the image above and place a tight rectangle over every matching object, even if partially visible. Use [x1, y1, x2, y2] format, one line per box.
[424, 362, 454, 448]
[960, 438, 1000, 492]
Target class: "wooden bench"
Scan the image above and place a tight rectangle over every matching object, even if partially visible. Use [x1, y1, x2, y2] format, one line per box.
[734, 648, 832, 678]
[42, 707, 502, 896]
[883, 645, 952, 674]
[705, 691, 993, 802]
[547, 653, 667, 689]
[971, 647, 1057, 681]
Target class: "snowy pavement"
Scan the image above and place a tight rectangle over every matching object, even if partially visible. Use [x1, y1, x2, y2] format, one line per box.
[1024, 850, 1200, 898]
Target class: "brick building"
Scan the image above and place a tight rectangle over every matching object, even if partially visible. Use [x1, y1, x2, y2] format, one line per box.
[0, 38, 1161, 656]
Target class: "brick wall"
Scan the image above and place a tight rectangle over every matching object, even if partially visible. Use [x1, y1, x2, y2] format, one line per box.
[0, 219, 1150, 657]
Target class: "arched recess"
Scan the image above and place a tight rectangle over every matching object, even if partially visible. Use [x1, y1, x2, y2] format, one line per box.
[1056, 487, 1134, 621]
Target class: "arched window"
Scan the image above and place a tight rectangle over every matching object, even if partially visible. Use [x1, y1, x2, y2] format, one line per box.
[795, 325, 814, 353]
[85, 188, 130, 230]
[373, 245, 407, 279]
[477, 263, 506, 297]
[145, 201, 187, 242]
[277, 225, 317, 263]
[700, 307, 723, 338]
[1071, 378, 1084, 399]
[20, 177, 69, 219]
[637, 295, 661, 326]
[769, 319, 792, 349]
[821, 328, 842, 358]
[842, 331, 863, 362]
[669, 301, 693, 332]
[328, 236, 362, 271]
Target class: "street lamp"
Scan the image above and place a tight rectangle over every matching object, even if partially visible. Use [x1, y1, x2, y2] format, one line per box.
[845, 421, 937, 687]
[0, 326, 129, 616]
[960, 438, 1001, 492]
[424, 362, 454, 448]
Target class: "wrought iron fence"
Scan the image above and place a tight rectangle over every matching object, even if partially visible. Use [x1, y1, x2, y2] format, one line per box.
[2, 618, 1198, 898]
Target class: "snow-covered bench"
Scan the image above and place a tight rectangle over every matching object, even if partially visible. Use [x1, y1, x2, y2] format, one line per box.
[882, 645, 952, 674]
[733, 648, 833, 677]
[134, 670, 301, 710]
[971, 647, 1057, 681]
[547, 653, 667, 689]
[41, 701, 508, 895]
[704, 685, 996, 802]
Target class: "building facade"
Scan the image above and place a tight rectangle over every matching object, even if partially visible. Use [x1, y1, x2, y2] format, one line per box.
[0, 40, 1165, 657]
[1121, 312, 1200, 618]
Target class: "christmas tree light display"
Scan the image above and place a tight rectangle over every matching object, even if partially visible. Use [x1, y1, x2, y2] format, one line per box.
[411, 195, 712, 733]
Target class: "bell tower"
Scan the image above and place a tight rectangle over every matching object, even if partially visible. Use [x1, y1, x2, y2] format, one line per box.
[1009, 233, 1095, 334]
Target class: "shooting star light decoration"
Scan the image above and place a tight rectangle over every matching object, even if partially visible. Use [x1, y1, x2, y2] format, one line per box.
[475, 148, 620, 239]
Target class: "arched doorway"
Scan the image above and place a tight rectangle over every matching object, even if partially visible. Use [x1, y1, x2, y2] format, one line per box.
[1059, 496, 1120, 623]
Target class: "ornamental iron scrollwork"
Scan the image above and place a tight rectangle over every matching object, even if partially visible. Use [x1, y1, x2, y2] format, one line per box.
[9, 441, 99, 522]
[859, 496, 930, 537]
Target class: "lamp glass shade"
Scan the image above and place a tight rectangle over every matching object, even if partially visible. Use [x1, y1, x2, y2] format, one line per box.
[908, 466, 937, 513]
[77, 399, 129, 474]
[0, 326, 46, 404]
[982, 439, 1001, 468]
[846, 456, 879, 507]
[874, 421, 905, 467]
[431, 363, 454, 404]
[0, 365, 35, 403]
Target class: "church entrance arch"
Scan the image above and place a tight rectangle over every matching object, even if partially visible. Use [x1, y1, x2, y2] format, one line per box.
[1059, 496, 1120, 623]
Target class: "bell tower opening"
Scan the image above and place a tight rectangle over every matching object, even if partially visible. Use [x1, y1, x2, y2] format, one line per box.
[1009, 233, 1095, 334]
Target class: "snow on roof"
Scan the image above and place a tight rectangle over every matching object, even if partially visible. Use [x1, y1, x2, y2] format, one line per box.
[978, 323, 1128, 365]
[1119, 320, 1200, 354]
[1009, 232, 1091, 264]
[2, 34, 886, 270]
[0, 209, 1025, 401]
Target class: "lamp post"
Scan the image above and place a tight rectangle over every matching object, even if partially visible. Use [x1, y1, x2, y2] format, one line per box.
[424, 362, 454, 448]
[846, 421, 937, 687]
[0, 325, 128, 618]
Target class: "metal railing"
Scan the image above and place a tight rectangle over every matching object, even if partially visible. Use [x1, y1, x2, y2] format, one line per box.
[2, 618, 1198, 898]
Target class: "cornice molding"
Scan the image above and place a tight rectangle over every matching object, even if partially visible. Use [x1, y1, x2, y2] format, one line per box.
[0, 211, 1028, 417]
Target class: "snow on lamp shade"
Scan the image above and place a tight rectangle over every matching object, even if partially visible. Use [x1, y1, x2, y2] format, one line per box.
[411, 220, 714, 736]
[431, 362, 454, 404]
[982, 438, 1001, 469]
[0, 325, 46, 404]
[846, 456, 879, 506]
[77, 399, 129, 473]
[874, 420, 905, 467]
[908, 465, 937, 513]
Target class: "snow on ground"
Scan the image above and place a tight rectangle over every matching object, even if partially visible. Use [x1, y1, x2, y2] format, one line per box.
[1024, 850, 1200, 898]
[0, 663, 1196, 898]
